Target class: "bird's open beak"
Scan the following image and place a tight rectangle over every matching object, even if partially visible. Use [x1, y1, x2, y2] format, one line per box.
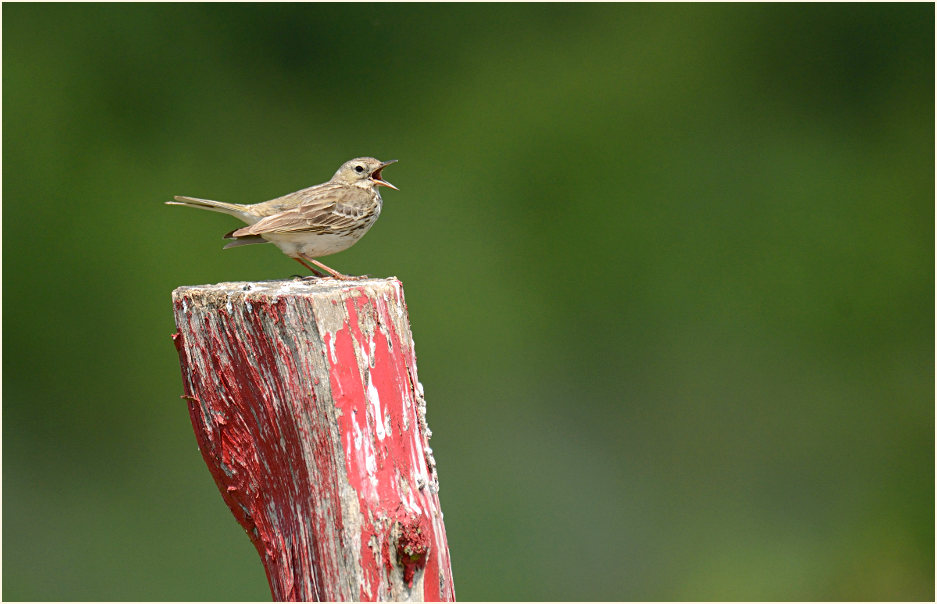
[370, 159, 399, 190]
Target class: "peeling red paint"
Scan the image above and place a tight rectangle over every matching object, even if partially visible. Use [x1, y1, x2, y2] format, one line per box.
[320, 285, 452, 600]
[172, 280, 454, 602]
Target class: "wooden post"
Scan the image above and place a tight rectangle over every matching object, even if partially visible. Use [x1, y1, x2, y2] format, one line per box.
[170, 278, 455, 602]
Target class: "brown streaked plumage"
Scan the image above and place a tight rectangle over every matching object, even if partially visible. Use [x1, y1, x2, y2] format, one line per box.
[166, 157, 397, 279]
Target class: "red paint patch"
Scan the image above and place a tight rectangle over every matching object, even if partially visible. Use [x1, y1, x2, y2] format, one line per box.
[397, 515, 431, 588]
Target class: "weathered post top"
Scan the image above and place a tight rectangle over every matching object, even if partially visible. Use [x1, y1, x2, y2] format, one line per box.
[171, 277, 454, 602]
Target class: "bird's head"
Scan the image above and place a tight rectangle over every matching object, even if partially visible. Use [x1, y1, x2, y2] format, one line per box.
[332, 157, 398, 190]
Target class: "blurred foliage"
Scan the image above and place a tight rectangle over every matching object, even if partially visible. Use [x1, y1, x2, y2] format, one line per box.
[3, 3, 933, 601]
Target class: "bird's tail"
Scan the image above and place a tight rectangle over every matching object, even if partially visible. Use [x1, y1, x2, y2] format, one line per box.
[165, 195, 251, 220]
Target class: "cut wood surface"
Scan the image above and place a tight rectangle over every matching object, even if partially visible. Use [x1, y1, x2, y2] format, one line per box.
[171, 278, 455, 602]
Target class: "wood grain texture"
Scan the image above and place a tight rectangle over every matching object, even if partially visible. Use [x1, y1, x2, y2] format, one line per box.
[171, 278, 454, 601]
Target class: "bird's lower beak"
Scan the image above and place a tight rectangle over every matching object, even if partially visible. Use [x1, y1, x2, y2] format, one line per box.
[371, 159, 399, 190]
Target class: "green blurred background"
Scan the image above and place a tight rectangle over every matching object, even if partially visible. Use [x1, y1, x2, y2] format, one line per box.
[3, 3, 933, 601]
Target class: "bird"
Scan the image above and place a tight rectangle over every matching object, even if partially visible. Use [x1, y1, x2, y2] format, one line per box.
[166, 157, 397, 280]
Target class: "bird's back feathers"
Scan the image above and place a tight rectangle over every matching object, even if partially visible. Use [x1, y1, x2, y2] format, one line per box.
[230, 184, 380, 237]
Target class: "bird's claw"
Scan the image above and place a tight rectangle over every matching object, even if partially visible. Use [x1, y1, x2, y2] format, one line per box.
[291, 272, 368, 282]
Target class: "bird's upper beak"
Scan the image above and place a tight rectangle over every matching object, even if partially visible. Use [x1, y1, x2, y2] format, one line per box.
[370, 159, 399, 190]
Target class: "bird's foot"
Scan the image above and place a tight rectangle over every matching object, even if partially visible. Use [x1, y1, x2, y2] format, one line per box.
[295, 273, 366, 281]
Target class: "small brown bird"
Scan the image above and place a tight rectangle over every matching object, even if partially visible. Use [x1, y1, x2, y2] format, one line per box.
[167, 157, 397, 279]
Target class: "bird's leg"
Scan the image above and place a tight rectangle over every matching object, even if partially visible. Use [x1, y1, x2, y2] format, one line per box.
[293, 257, 326, 278]
[304, 257, 362, 281]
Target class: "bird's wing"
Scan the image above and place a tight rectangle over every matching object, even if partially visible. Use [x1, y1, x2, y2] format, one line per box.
[246, 182, 340, 216]
[232, 185, 371, 236]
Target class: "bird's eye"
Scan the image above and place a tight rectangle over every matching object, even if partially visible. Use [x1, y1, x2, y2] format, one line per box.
[354, 165, 365, 173]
